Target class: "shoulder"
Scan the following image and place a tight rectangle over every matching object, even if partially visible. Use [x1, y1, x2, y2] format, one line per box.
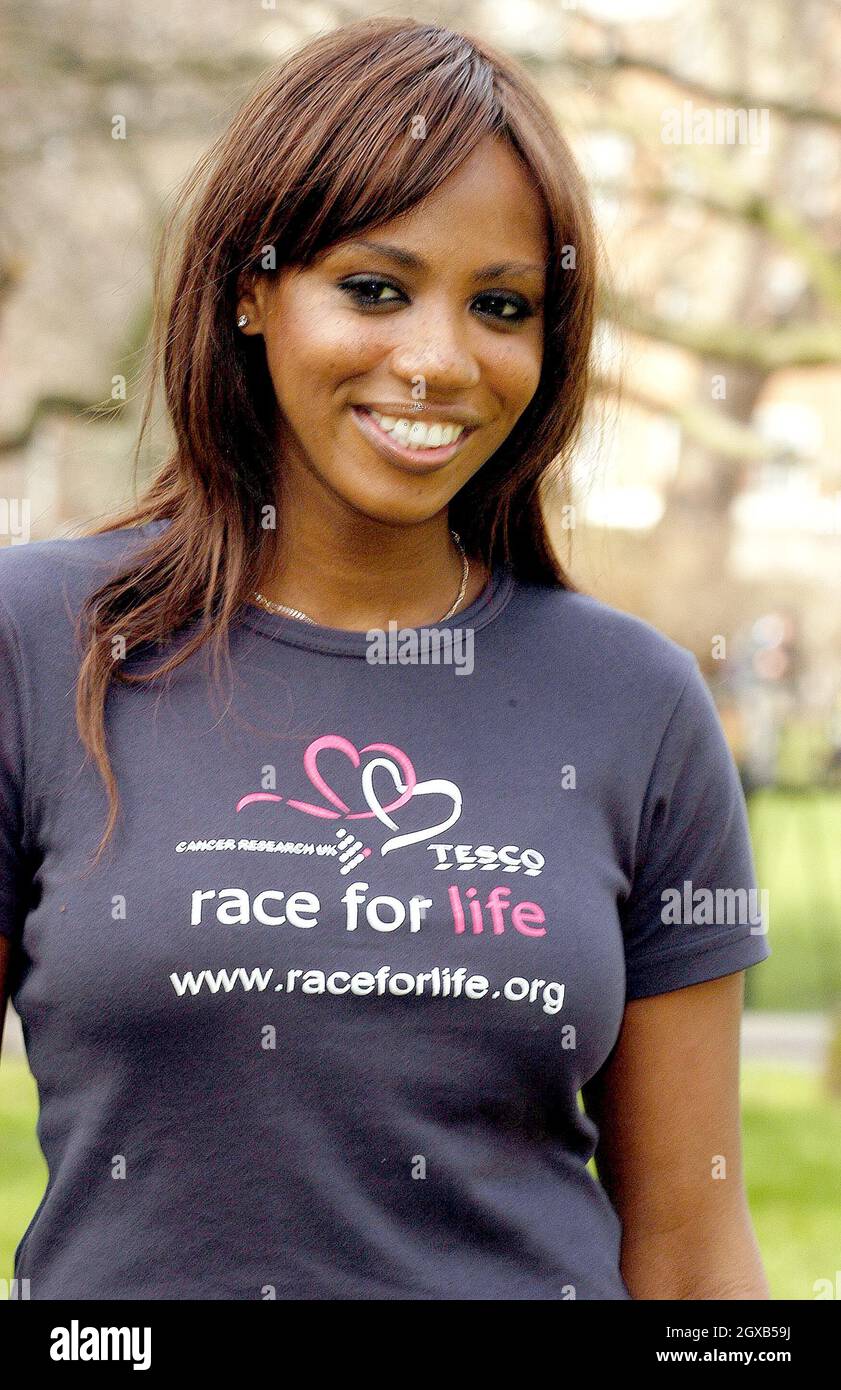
[0, 524, 159, 640]
[505, 577, 698, 715]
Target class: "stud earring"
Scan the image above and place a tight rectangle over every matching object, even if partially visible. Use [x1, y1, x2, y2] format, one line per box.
[237, 313, 249, 328]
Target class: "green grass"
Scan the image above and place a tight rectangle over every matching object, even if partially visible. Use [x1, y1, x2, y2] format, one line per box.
[746, 790, 841, 1011]
[2, 1054, 839, 1300]
[0, 1056, 46, 1284]
[741, 1063, 841, 1300]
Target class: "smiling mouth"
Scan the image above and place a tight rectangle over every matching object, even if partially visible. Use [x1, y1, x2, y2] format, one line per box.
[350, 405, 477, 470]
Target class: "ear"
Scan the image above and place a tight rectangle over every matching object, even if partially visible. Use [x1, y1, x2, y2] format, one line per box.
[235, 272, 272, 337]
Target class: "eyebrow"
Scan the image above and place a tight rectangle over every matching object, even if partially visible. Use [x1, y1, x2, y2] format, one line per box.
[336, 239, 545, 282]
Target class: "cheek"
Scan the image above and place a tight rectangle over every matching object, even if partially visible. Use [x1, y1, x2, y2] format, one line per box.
[264, 295, 385, 396]
[486, 337, 543, 415]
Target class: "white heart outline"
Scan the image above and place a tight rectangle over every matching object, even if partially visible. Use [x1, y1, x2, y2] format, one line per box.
[361, 757, 462, 855]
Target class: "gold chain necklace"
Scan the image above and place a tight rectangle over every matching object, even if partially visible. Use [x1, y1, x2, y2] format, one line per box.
[251, 530, 469, 626]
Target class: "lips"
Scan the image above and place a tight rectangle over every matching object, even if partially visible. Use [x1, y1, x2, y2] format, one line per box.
[350, 405, 476, 472]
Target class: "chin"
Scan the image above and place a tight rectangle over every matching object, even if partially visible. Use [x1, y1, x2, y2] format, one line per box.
[342, 493, 451, 528]
[321, 469, 458, 528]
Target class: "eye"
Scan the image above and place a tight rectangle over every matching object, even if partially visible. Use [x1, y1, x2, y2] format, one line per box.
[472, 291, 536, 324]
[336, 275, 539, 324]
[338, 275, 405, 308]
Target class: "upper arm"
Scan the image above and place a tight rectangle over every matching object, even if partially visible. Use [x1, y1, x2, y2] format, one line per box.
[580, 652, 773, 1297]
[581, 970, 768, 1297]
[583, 972, 746, 1228]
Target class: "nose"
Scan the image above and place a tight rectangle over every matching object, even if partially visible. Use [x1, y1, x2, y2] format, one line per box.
[388, 299, 481, 394]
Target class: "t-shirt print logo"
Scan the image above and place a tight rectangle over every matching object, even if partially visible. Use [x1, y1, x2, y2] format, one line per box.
[235, 734, 463, 857]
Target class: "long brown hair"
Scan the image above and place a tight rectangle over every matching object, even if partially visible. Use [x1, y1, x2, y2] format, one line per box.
[75, 15, 599, 867]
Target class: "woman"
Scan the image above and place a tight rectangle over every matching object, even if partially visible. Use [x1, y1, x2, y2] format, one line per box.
[0, 16, 770, 1300]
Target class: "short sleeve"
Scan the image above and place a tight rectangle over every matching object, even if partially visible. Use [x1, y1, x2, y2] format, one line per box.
[0, 587, 31, 945]
[621, 655, 771, 1000]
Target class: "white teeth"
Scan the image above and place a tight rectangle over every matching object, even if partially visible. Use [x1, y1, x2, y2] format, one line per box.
[367, 408, 466, 449]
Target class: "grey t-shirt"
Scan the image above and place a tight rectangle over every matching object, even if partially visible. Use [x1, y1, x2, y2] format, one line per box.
[0, 522, 769, 1300]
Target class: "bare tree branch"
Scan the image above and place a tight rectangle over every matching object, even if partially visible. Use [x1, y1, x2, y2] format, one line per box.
[593, 179, 841, 307]
[601, 291, 841, 366]
[521, 47, 841, 130]
[592, 374, 767, 462]
[0, 394, 125, 456]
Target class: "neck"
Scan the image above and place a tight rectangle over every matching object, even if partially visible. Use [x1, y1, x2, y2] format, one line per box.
[254, 473, 489, 631]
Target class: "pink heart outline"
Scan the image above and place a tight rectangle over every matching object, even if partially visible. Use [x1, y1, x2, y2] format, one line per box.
[235, 791, 284, 813]
[285, 734, 417, 820]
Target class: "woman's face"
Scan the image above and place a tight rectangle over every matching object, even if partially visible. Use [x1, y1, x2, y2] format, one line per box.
[238, 136, 548, 527]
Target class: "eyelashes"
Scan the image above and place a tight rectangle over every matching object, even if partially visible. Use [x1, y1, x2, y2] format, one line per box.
[336, 274, 538, 324]
[338, 277, 403, 308]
